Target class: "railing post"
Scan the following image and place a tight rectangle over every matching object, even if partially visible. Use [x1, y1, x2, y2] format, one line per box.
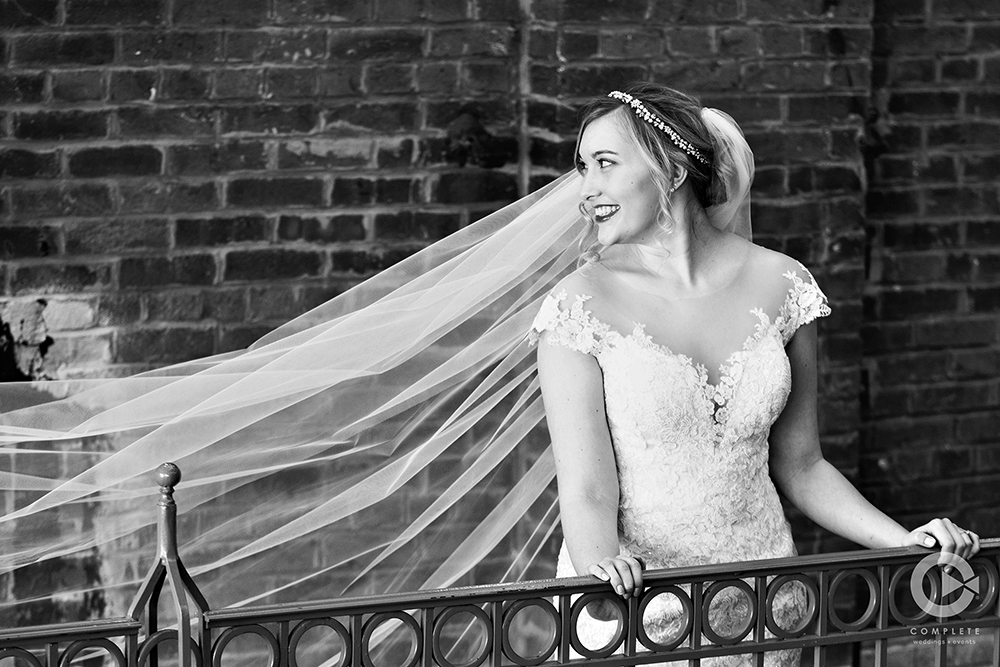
[127, 462, 210, 667]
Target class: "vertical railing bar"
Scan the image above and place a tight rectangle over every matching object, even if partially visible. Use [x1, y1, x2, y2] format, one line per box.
[421, 607, 434, 667]
[934, 626, 948, 667]
[352, 614, 364, 667]
[278, 620, 289, 667]
[625, 592, 637, 657]
[127, 630, 138, 667]
[46, 641, 58, 667]
[754, 575, 765, 667]
[491, 600, 503, 667]
[559, 594, 571, 664]
[874, 565, 889, 667]
[689, 581, 703, 667]
[815, 569, 830, 667]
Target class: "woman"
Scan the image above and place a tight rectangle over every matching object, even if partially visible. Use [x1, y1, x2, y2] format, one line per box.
[0, 84, 978, 641]
[531, 84, 980, 661]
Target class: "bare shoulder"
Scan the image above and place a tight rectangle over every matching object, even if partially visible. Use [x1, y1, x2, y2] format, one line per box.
[548, 263, 616, 305]
[744, 243, 808, 277]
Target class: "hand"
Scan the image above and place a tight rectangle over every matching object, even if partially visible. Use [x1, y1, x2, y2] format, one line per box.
[587, 554, 645, 599]
[902, 518, 980, 565]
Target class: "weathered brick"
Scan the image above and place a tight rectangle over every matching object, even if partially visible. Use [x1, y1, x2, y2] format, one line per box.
[317, 66, 363, 97]
[68, 146, 162, 178]
[925, 186, 999, 217]
[952, 349, 1000, 380]
[11, 263, 112, 294]
[221, 105, 318, 134]
[873, 25, 968, 57]
[0, 73, 45, 103]
[876, 155, 956, 183]
[175, 216, 268, 247]
[117, 106, 216, 137]
[463, 62, 512, 93]
[118, 181, 168, 214]
[51, 70, 105, 102]
[224, 249, 323, 281]
[214, 69, 263, 99]
[956, 412, 1000, 444]
[559, 32, 598, 60]
[744, 129, 828, 164]
[12, 184, 113, 217]
[374, 211, 461, 241]
[0, 0, 57, 28]
[434, 171, 517, 204]
[324, 102, 418, 134]
[66, 0, 164, 25]
[121, 30, 222, 63]
[146, 291, 203, 322]
[266, 68, 317, 98]
[431, 27, 513, 57]
[275, 0, 368, 23]
[278, 214, 366, 242]
[168, 142, 267, 175]
[14, 110, 108, 141]
[13, 33, 115, 65]
[562, 64, 650, 96]
[202, 289, 247, 322]
[741, 61, 827, 91]
[161, 68, 211, 100]
[0, 226, 58, 259]
[247, 285, 301, 321]
[971, 287, 1000, 313]
[911, 382, 995, 415]
[788, 95, 866, 124]
[329, 29, 424, 60]
[115, 326, 216, 363]
[865, 190, 920, 218]
[717, 27, 761, 57]
[912, 318, 998, 349]
[264, 29, 326, 62]
[167, 181, 219, 212]
[108, 69, 157, 101]
[0, 149, 59, 179]
[227, 178, 324, 208]
[218, 324, 272, 352]
[64, 218, 170, 255]
[332, 178, 375, 205]
[375, 178, 417, 204]
[425, 100, 515, 131]
[879, 288, 961, 320]
[377, 139, 413, 168]
[878, 253, 947, 284]
[173, 0, 265, 25]
[119, 255, 216, 287]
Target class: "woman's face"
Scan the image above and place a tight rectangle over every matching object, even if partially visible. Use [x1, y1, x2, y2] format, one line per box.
[576, 110, 663, 247]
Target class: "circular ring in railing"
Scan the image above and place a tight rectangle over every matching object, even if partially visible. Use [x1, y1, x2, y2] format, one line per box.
[764, 574, 819, 639]
[635, 585, 693, 652]
[0, 647, 43, 667]
[957, 557, 999, 620]
[212, 624, 279, 667]
[501, 598, 560, 666]
[700, 580, 757, 646]
[59, 638, 127, 667]
[827, 568, 879, 632]
[888, 563, 936, 625]
[289, 619, 351, 667]
[431, 604, 492, 667]
[568, 593, 627, 659]
[138, 629, 204, 667]
[360, 611, 422, 667]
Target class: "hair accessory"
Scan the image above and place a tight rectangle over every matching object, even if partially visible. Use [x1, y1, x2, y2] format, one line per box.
[608, 90, 711, 165]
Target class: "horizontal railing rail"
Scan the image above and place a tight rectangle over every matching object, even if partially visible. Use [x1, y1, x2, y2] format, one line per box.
[1, 463, 997, 667]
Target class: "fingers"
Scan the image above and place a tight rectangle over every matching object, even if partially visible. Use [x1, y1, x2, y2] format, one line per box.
[588, 555, 645, 599]
[913, 518, 980, 563]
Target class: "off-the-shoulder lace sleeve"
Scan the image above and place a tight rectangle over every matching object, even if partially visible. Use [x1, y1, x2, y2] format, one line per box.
[778, 263, 832, 344]
[527, 290, 606, 356]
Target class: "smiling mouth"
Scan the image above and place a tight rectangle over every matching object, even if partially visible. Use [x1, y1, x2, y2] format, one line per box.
[594, 204, 620, 223]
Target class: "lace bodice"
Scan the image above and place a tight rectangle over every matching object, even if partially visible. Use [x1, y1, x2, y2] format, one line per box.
[530, 255, 830, 664]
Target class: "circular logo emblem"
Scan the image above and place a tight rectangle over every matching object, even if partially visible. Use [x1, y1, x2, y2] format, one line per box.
[910, 552, 979, 618]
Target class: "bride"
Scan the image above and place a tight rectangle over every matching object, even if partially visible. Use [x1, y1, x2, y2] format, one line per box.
[0, 83, 979, 651]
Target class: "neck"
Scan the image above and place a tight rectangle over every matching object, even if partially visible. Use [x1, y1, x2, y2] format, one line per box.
[632, 197, 721, 289]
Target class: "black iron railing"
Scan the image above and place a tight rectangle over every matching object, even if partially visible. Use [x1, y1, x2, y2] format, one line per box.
[1, 462, 997, 667]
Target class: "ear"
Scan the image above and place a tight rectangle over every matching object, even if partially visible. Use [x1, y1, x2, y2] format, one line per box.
[669, 165, 688, 193]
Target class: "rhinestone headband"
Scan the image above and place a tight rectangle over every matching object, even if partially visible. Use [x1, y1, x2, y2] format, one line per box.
[607, 90, 710, 165]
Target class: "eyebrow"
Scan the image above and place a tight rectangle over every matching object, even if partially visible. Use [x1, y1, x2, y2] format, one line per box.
[577, 149, 620, 161]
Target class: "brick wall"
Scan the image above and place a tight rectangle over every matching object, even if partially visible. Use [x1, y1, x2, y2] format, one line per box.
[862, 0, 1000, 538]
[0, 0, 997, 629]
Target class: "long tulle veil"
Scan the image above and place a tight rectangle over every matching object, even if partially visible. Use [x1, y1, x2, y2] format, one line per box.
[0, 102, 753, 630]
[0, 172, 590, 621]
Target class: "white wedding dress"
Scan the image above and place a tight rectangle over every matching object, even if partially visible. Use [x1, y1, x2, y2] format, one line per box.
[530, 241, 831, 666]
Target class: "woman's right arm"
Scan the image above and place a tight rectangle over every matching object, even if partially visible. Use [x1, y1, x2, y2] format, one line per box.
[537, 334, 643, 599]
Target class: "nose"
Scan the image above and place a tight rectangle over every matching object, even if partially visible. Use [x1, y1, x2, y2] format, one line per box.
[579, 169, 600, 201]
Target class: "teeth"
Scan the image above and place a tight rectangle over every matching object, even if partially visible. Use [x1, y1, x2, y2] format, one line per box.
[595, 205, 619, 217]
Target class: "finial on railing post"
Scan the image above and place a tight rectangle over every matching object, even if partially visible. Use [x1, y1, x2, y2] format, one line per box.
[156, 462, 181, 561]
[128, 462, 210, 667]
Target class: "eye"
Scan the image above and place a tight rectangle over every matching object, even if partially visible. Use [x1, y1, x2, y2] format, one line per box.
[596, 158, 615, 168]
[575, 158, 587, 173]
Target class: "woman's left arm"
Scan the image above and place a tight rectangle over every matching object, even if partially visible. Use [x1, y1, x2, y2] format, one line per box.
[768, 321, 980, 561]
